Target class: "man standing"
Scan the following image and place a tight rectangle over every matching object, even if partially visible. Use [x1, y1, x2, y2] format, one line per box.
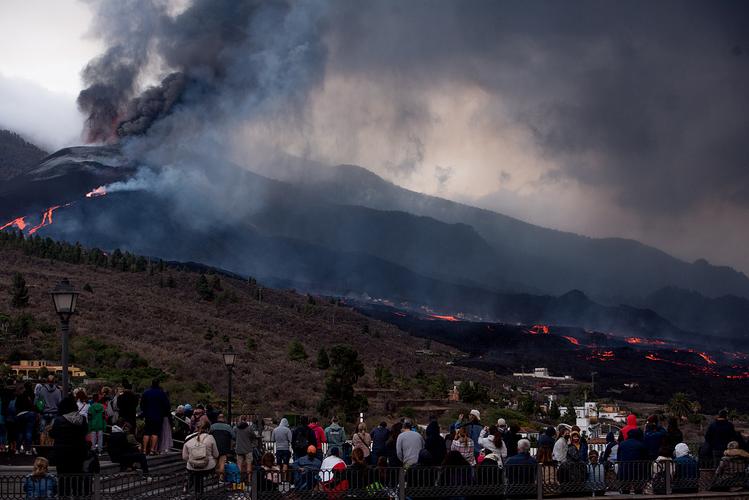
[455, 410, 483, 457]
[117, 382, 140, 432]
[706, 409, 738, 465]
[370, 421, 390, 465]
[36, 375, 62, 446]
[325, 416, 348, 453]
[210, 413, 235, 481]
[140, 379, 170, 455]
[396, 419, 424, 467]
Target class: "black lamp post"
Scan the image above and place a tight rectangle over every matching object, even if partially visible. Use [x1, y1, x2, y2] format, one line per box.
[50, 278, 79, 395]
[223, 349, 236, 424]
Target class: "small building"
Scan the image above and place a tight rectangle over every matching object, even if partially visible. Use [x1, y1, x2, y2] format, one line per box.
[11, 360, 87, 379]
[513, 367, 572, 381]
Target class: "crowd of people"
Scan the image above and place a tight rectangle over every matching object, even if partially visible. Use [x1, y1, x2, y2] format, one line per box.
[3, 375, 749, 497]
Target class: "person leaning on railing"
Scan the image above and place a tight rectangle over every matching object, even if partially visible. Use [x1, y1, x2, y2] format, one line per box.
[710, 440, 749, 492]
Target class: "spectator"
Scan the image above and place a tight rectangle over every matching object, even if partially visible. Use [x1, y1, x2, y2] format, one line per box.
[172, 405, 192, 442]
[352, 422, 373, 463]
[88, 394, 106, 455]
[35, 376, 62, 447]
[140, 379, 170, 455]
[108, 421, 149, 474]
[324, 416, 348, 454]
[454, 409, 483, 457]
[116, 382, 139, 431]
[74, 388, 89, 419]
[617, 428, 649, 494]
[308, 417, 327, 454]
[320, 446, 345, 483]
[478, 424, 507, 464]
[424, 420, 446, 466]
[706, 409, 738, 465]
[536, 445, 558, 494]
[651, 443, 674, 494]
[451, 427, 476, 465]
[210, 413, 235, 481]
[553, 426, 569, 463]
[620, 414, 638, 440]
[407, 449, 439, 495]
[259, 452, 281, 493]
[644, 418, 667, 460]
[505, 439, 538, 496]
[235, 415, 261, 483]
[586, 450, 606, 495]
[559, 431, 587, 494]
[505, 424, 522, 459]
[14, 383, 35, 455]
[49, 396, 88, 497]
[537, 426, 556, 452]
[396, 419, 424, 467]
[294, 445, 322, 491]
[0, 397, 6, 453]
[602, 431, 618, 463]
[370, 421, 390, 465]
[711, 440, 749, 492]
[673, 442, 699, 493]
[439, 450, 472, 490]
[292, 416, 317, 461]
[183, 418, 219, 496]
[385, 422, 403, 467]
[272, 418, 293, 479]
[664, 416, 684, 456]
[347, 447, 369, 489]
[23, 457, 57, 499]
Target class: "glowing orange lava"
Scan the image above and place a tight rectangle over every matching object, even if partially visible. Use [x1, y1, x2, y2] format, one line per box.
[529, 325, 550, 335]
[0, 216, 27, 231]
[698, 352, 717, 365]
[431, 314, 459, 322]
[562, 336, 580, 345]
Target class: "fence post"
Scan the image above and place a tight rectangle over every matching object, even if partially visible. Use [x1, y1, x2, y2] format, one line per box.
[251, 468, 258, 500]
[398, 467, 406, 500]
[664, 460, 672, 495]
[536, 463, 543, 500]
[92, 473, 102, 500]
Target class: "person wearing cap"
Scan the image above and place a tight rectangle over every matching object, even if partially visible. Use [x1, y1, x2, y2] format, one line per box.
[294, 444, 322, 491]
[705, 409, 738, 465]
[454, 410, 483, 457]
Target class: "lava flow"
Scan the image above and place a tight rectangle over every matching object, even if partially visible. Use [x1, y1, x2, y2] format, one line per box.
[562, 335, 580, 345]
[86, 186, 107, 198]
[27, 204, 72, 235]
[431, 314, 459, 322]
[626, 337, 667, 345]
[0, 217, 27, 231]
[528, 324, 550, 335]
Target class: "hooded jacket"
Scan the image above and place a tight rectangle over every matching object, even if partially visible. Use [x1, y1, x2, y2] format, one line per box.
[325, 422, 348, 449]
[617, 428, 648, 462]
[705, 418, 737, 454]
[235, 421, 260, 455]
[49, 411, 88, 466]
[620, 414, 638, 440]
[537, 427, 556, 450]
[272, 418, 293, 451]
[478, 428, 507, 463]
[37, 383, 62, 415]
[308, 422, 327, 447]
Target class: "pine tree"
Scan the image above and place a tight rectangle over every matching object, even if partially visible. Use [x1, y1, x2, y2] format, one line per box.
[317, 348, 330, 369]
[10, 272, 29, 308]
[196, 274, 213, 300]
[288, 341, 308, 361]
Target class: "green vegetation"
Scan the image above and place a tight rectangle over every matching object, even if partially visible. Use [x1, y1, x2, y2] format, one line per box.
[458, 381, 489, 404]
[288, 340, 308, 361]
[70, 337, 166, 389]
[668, 392, 700, 420]
[196, 274, 214, 300]
[316, 347, 330, 370]
[374, 364, 393, 386]
[10, 272, 29, 308]
[318, 345, 368, 421]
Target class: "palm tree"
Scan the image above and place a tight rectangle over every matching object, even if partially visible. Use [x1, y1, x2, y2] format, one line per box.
[667, 392, 694, 420]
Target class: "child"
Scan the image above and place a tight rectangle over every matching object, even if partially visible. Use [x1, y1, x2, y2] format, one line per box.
[586, 449, 606, 495]
[24, 457, 57, 499]
[88, 394, 106, 454]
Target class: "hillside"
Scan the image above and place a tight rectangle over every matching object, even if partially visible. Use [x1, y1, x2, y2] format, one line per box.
[0, 130, 48, 181]
[0, 234, 493, 419]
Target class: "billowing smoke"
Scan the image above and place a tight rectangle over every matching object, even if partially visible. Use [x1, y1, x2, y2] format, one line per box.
[77, 0, 325, 144]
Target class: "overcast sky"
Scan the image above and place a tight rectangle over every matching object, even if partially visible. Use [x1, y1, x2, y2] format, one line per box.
[1, 0, 749, 274]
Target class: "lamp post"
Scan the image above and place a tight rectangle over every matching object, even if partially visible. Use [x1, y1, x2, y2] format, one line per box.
[50, 278, 79, 395]
[223, 349, 236, 424]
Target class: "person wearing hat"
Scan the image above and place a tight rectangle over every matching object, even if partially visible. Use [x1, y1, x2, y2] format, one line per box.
[454, 410, 483, 457]
[294, 444, 321, 491]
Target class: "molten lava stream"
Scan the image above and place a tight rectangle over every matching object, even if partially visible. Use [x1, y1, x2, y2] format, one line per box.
[431, 314, 459, 322]
[0, 216, 27, 231]
[562, 335, 580, 345]
[27, 203, 73, 235]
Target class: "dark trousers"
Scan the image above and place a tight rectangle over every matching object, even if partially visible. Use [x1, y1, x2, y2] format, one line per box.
[188, 470, 212, 495]
[118, 452, 150, 473]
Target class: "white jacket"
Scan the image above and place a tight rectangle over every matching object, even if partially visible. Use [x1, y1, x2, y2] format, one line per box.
[478, 429, 507, 463]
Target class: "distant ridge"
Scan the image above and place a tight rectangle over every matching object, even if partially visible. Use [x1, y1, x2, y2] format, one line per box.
[0, 129, 48, 181]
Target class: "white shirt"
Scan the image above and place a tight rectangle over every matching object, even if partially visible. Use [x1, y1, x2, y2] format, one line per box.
[319, 455, 344, 481]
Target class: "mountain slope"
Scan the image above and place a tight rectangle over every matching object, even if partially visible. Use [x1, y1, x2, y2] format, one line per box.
[257, 159, 749, 299]
[0, 130, 48, 181]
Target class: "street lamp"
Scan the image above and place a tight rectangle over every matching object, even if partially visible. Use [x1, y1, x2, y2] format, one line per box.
[223, 349, 236, 424]
[50, 278, 79, 395]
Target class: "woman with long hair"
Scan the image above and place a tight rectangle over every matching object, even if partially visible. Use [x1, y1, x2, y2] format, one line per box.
[385, 422, 403, 467]
[478, 425, 507, 464]
[450, 427, 476, 465]
[352, 422, 373, 463]
[182, 418, 219, 496]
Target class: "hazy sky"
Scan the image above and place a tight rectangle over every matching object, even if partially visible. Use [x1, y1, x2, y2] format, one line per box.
[1, 0, 749, 274]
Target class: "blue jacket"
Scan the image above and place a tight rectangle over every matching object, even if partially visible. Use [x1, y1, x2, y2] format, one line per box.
[140, 387, 170, 421]
[617, 429, 649, 481]
[505, 452, 537, 485]
[294, 455, 321, 491]
[674, 455, 699, 480]
[643, 426, 667, 460]
[24, 475, 57, 499]
[370, 426, 390, 453]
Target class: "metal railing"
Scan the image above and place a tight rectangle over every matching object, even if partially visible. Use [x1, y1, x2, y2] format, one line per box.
[0, 460, 747, 499]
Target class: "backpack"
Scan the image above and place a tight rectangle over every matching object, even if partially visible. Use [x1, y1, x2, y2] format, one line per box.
[293, 427, 310, 452]
[188, 434, 210, 469]
[106, 395, 119, 421]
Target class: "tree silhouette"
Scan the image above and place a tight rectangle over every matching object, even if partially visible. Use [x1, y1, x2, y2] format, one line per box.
[10, 272, 29, 308]
[317, 345, 368, 421]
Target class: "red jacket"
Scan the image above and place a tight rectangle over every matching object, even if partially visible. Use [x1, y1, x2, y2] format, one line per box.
[309, 423, 327, 446]
[620, 414, 638, 440]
